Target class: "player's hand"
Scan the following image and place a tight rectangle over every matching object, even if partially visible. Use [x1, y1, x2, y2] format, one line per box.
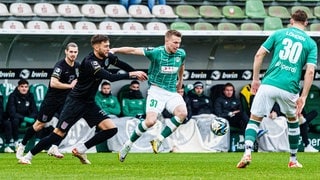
[70, 79, 78, 89]
[296, 97, 306, 117]
[250, 79, 260, 95]
[129, 71, 148, 81]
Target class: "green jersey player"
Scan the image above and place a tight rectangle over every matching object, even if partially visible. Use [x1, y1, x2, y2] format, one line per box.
[111, 30, 187, 162]
[237, 10, 317, 168]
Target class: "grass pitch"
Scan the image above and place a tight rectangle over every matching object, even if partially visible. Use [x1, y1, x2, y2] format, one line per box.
[1, 152, 319, 180]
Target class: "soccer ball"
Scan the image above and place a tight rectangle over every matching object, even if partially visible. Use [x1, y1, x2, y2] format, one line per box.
[211, 118, 228, 136]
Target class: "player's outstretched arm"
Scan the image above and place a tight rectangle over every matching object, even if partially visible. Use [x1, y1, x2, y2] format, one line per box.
[110, 47, 144, 56]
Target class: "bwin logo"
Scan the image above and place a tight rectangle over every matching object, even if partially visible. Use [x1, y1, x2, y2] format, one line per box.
[183, 70, 190, 80]
[242, 70, 252, 80]
[20, 69, 30, 79]
[211, 70, 221, 80]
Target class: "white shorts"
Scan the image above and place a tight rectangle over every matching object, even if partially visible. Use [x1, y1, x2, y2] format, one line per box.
[146, 85, 186, 114]
[251, 84, 299, 118]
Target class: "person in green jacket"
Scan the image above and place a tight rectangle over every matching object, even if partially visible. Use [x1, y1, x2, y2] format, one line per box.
[95, 81, 121, 118]
[121, 80, 146, 118]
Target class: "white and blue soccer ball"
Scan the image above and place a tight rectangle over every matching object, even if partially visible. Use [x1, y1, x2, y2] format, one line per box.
[211, 117, 228, 136]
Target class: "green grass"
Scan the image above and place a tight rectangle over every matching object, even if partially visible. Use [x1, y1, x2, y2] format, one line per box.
[1, 152, 320, 180]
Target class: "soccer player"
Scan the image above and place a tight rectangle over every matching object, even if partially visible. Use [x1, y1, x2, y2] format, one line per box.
[16, 42, 79, 159]
[111, 30, 187, 162]
[18, 34, 147, 165]
[236, 10, 317, 168]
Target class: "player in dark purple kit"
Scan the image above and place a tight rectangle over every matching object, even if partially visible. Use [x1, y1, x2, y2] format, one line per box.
[19, 34, 147, 164]
[16, 42, 79, 160]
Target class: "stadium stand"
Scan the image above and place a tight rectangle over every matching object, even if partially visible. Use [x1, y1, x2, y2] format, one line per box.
[9, 2, 35, 17]
[199, 5, 224, 19]
[122, 22, 144, 31]
[0, 3, 11, 17]
[152, 5, 178, 19]
[26, 20, 50, 30]
[98, 21, 121, 30]
[217, 22, 238, 30]
[75, 21, 97, 30]
[105, 4, 131, 18]
[263, 16, 283, 30]
[268, 6, 291, 19]
[245, 0, 268, 19]
[174, 5, 201, 19]
[2, 20, 24, 29]
[314, 6, 320, 19]
[57, 3, 83, 18]
[240, 22, 262, 31]
[51, 20, 73, 30]
[222, 5, 247, 19]
[128, 4, 155, 18]
[81, 4, 106, 18]
[194, 22, 215, 30]
[170, 21, 192, 30]
[145, 22, 168, 31]
[310, 23, 320, 31]
[33, 2, 60, 21]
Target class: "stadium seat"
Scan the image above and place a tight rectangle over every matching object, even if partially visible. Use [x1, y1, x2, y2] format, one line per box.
[175, 5, 201, 18]
[33, 3, 60, 17]
[81, 4, 106, 18]
[245, 0, 268, 18]
[2, 20, 24, 29]
[105, 4, 131, 18]
[263, 16, 283, 31]
[99, 21, 121, 30]
[291, 6, 315, 19]
[57, 3, 83, 17]
[170, 22, 192, 30]
[310, 23, 320, 31]
[199, 5, 224, 19]
[0, 3, 11, 17]
[152, 5, 178, 18]
[194, 22, 215, 30]
[146, 22, 168, 31]
[314, 6, 320, 19]
[222, 5, 247, 19]
[75, 21, 97, 30]
[268, 6, 291, 19]
[29, 83, 48, 110]
[26, 20, 49, 30]
[9, 2, 35, 17]
[122, 22, 144, 31]
[128, 5, 155, 18]
[240, 23, 261, 31]
[217, 22, 238, 30]
[51, 21, 73, 30]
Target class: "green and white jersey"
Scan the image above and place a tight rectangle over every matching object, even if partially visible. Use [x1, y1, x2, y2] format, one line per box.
[143, 46, 186, 92]
[261, 27, 317, 94]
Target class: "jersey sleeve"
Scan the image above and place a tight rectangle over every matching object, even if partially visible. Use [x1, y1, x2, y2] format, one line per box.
[51, 64, 63, 79]
[262, 32, 277, 53]
[307, 40, 318, 66]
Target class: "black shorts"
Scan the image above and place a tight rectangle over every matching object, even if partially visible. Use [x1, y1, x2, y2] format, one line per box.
[56, 96, 110, 133]
[37, 97, 64, 123]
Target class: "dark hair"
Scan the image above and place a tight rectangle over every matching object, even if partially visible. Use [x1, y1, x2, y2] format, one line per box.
[18, 79, 29, 86]
[91, 34, 109, 46]
[224, 82, 234, 90]
[101, 81, 110, 87]
[291, 9, 308, 22]
[130, 80, 140, 85]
